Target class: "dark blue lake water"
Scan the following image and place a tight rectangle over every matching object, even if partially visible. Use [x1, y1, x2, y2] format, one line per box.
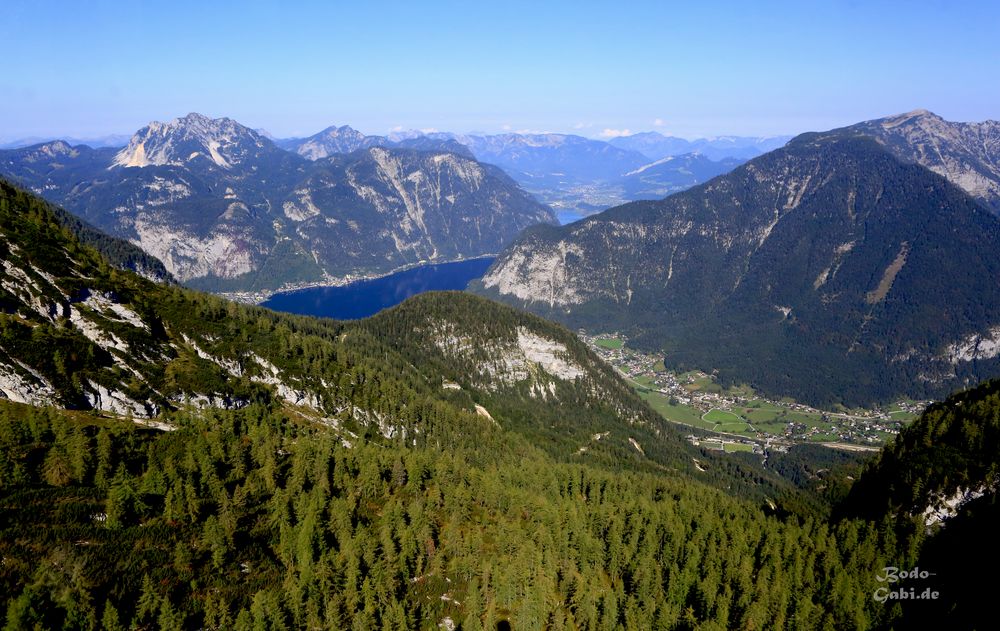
[261, 257, 495, 320]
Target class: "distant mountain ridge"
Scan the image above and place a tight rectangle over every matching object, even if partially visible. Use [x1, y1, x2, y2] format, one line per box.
[275, 126, 778, 215]
[0, 113, 555, 293]
[432, 132, 651, 184]
[609, 131, 792, 161]
[278, 125, 476, 161]
[474, 117, 1000, 407]
[4, 121, 774, 224]
[0, 133, 131, 150]
[425, 131, 753, 215]
[621, 152, 744, 200]
[277, 124, 386, 159]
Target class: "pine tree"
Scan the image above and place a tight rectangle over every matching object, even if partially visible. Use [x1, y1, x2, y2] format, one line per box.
[158, 597, 185, 631]
[94, 428, 113, 490]
[100, 600, 124, 631]
[42, 446, 73, 486]
[136, 574, 158, 623]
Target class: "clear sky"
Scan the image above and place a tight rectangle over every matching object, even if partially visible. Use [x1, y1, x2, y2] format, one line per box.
[2, 0, 998, 141]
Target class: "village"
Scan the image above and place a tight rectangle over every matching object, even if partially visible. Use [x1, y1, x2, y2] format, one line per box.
[581, 332, 928, 455]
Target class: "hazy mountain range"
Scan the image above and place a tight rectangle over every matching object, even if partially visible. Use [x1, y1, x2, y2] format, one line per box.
[609, 132, 791, 161]
[0, 133, 132, 150]
[0, 118, 791, 239]
[282, 126, 789, 216]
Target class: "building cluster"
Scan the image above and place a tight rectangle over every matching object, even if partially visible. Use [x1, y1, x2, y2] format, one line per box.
[582, 332, 925, 450]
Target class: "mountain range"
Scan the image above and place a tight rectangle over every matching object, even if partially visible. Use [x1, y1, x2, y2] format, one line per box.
[620, 153, 744, 200]
[475, 111, 1000, 407]
[276, 114, 1000, 218]
[0, 114, 555, 294]
[275, 125, 765, 217]
[276, 125, 475, 160]
[0, 114, 782, 296]
[0, 167, 997, 629]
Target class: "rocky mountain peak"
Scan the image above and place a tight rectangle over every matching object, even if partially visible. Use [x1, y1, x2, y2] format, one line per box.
[285, 124, 384, 160]
[842, 110, 1000, 212]
[878, 108, 946, 130]
[42, 139, 75, 153]
[319, 124, 363, 138]
[112, 112, 267, 169]
[20, 140, 79, 162]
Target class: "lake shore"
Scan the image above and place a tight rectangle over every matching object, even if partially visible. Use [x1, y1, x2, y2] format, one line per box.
[256, 257, 496, 320]
[216, 254, 498, 306]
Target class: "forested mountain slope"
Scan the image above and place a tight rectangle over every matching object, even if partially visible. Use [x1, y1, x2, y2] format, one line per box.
[475, 133, 1000, 407]
[838, 378, 1000, 628]
[843, 378, 1000, 524]
[1, 397, 922, 630]
[0, 178, 659, 463]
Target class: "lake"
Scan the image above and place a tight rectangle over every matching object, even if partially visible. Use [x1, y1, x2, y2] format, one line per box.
[261, 257, 495, 320]
[556, 209, 587, 224]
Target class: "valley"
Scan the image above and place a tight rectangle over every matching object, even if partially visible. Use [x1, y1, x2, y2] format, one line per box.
[582, 332, 924, 453]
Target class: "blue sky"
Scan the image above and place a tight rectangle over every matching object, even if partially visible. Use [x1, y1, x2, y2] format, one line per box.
[2, 0, 998, 140]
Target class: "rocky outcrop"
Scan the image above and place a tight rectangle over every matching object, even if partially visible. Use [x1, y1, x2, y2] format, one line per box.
[840, 109, 1000, 213]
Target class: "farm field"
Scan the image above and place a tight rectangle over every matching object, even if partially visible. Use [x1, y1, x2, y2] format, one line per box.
[634, 389, 714, 429]
[594, 337, 624, 350]
[703, 408, 742, 423]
